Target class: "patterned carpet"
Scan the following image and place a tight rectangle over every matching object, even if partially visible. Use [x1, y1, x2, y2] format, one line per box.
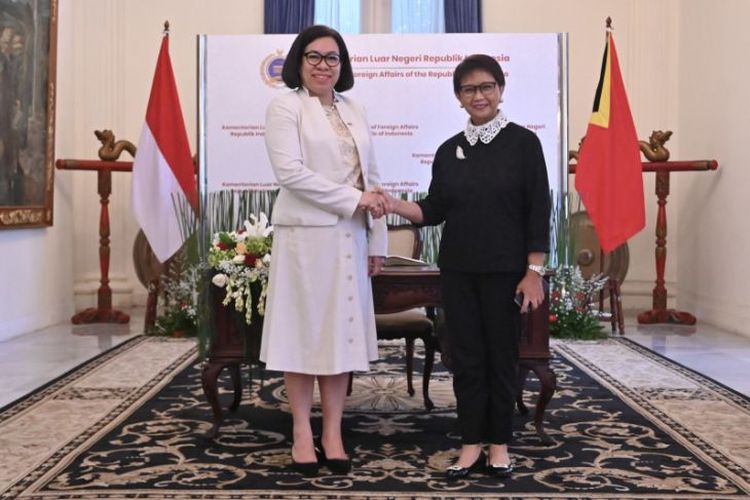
[1, 336, 748, 499]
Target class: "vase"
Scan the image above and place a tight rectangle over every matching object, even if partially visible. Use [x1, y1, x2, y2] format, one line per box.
[206, 271, 264, 365]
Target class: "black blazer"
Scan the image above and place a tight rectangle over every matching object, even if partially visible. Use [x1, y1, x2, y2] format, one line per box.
[417, 122, 551, 273]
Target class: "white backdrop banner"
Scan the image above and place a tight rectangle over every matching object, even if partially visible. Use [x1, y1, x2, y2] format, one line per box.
[200, 33, 564, 195]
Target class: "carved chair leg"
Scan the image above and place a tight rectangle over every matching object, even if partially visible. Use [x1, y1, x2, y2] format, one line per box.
[422, 334, 436, 411]
[405, 337, 415, 397]
[609, 280, 618, 333]
[614, 279, 625, 334]
[144, 278, 159, 332]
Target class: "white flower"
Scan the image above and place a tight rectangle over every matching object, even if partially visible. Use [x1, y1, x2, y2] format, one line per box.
[456, 145, 465, 159]
[262, 254, 271, 265]
[211, 273, 228, 288]
[233, 254, 245, 264]
[244, 213, 273, 238]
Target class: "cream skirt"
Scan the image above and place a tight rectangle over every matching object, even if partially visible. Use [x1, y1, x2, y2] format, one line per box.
[259, 211, 378, 374]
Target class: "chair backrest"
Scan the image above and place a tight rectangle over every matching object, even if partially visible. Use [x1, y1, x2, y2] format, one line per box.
[387, 224, 422, 259]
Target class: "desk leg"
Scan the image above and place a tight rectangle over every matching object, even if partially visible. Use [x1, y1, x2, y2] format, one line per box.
[201, 360, 241, 439]
[516, 364, 531, 416]
[520, 359, 556, 445]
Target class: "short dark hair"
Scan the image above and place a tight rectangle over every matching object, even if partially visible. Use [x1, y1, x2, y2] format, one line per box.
[452, 54, 506, 94]
[281, 25, 354, 92]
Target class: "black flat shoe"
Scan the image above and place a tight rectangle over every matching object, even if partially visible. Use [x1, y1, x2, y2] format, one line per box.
[290, 458, 319, 476]
[487, 461, 513, 478]
[315, 439, 352, 474]
[445, 451, 486, 480]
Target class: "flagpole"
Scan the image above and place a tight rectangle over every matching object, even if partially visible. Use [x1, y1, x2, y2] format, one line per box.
[598, 17, 613, 331]
[197, 33, 208, 260]
[558, 33, 570, 269]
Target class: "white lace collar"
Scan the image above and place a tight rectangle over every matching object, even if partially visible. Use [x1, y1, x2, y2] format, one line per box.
[464, 110, 509, 146]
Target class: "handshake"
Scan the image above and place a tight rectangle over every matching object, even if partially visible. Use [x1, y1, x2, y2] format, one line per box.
[357, 187, 395, 219]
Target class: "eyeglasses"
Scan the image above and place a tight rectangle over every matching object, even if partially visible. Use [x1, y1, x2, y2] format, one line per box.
[303, 51, 341, 68]
[458, 81, 498, 98]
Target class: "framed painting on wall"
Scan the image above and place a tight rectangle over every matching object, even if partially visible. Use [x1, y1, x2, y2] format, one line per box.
[0, 0, 57, 228]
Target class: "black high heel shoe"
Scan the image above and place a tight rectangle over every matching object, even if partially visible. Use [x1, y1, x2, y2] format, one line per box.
[315, 439, 352, 474]
[290, 457, 319, 476]
[290, 445, 319, 476]
[445, 451, 486, 480]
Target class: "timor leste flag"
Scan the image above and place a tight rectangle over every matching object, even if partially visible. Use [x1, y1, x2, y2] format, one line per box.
[575, 31, 645, 253]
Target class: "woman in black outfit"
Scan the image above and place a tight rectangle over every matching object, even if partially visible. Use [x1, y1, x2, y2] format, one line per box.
[382, 54, 550, 479]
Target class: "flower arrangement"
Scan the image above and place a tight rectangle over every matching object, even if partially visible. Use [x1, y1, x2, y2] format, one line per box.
[150, 303, 198, 337]
[549, 266, 609, 339]
[207, 213, 273, 324]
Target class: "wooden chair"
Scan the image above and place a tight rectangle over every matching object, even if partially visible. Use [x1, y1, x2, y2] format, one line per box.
[599, 277, 625, 334]
[349, 224, 438, 409]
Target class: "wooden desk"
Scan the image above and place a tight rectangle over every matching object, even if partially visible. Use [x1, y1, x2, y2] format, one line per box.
[202, 267, 557, 443]
[372, 266, 557, 444]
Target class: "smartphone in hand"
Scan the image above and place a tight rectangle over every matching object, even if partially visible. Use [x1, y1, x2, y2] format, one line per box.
[514, 292, 524, 309]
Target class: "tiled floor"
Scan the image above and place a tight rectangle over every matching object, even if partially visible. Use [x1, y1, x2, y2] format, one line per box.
[1, 309, 749, 409]
[0, 310, 145, 408]
[625, 318, 750, 396]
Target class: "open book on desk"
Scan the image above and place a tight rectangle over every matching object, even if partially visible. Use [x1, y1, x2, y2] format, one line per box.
[383, 255, 429, 267]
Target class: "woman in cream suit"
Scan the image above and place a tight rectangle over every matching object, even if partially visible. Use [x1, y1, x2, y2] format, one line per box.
[260, 25, 388, 476]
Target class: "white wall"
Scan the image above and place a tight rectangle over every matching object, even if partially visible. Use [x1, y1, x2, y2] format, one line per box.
[0, 2, 75, 341]
[3, 0, 745, 339]
[674, 0, 750, 335]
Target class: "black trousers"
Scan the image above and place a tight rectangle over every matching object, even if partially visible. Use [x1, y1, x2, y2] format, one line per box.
[440, 270, 523, 444]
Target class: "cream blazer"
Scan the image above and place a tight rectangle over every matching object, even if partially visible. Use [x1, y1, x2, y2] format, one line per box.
[265, 87, 387, 256]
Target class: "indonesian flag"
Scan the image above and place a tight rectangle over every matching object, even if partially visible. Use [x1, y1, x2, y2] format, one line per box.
[575, 30, 645, 253]
[132, 33, 198, 263]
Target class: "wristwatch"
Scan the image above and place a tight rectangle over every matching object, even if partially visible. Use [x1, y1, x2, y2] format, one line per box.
[527, 264, 546, 277]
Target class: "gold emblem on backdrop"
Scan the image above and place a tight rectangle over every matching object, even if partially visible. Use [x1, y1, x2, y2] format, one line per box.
[261, 50, 286, 88]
